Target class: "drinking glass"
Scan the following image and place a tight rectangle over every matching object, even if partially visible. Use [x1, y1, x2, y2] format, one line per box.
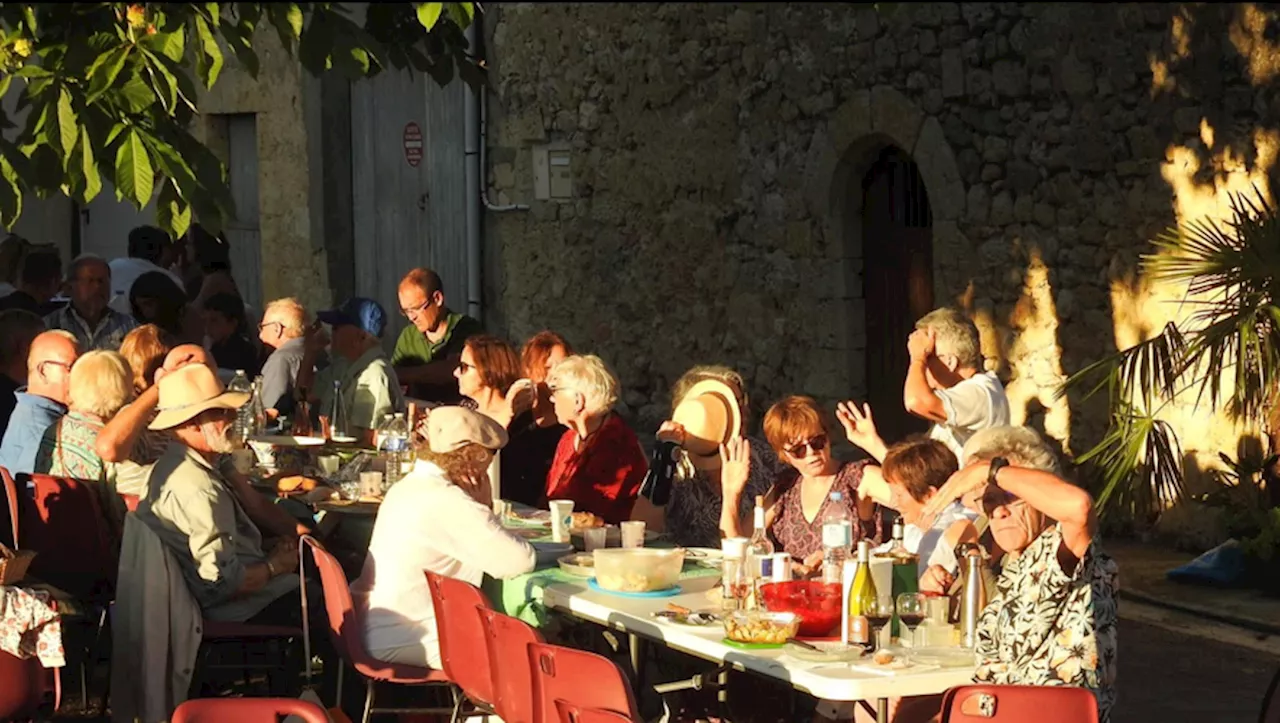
[583, 527, 608, 552]
[896, 592, 927, 647]
[620, 520, 646, 548]
[866, 599, 895, 652]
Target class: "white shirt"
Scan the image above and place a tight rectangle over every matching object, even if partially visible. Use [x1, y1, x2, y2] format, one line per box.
[108, 257, 185, 315]
[352, 459, 536, 667]
[929, 371, 1010, 459]
[876, 501, 979, 578]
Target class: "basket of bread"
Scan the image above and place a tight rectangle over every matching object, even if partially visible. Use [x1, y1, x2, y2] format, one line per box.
[0, 542, 36, 585]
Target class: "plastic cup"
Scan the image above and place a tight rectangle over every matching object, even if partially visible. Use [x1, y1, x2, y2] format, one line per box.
[583, 526, 608, 552]
[549, 499, 575, 543]
[317, 455, 340, 476]
[620, 520, 646, 548]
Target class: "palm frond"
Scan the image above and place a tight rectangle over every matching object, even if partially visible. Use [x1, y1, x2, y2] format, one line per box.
[1055, 322, 1186, 410]
[1076, 405, 1184, 520]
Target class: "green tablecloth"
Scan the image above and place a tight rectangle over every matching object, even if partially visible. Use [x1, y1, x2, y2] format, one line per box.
[483, 560, 722, 627]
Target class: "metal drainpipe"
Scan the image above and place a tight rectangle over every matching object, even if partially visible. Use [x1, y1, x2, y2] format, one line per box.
[465, 16, 528, 324]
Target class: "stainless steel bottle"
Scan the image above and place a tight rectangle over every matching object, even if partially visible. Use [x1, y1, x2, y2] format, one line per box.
[958, 546, 989, 648]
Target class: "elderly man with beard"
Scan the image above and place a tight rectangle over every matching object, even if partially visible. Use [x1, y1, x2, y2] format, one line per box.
[138, 363, 301, 623]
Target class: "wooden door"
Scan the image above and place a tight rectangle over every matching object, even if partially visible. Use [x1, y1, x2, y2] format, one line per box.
[862, 147, 934, 444]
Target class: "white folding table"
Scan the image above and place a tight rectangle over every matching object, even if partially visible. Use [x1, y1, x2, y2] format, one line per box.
[541, 575, 975, 723]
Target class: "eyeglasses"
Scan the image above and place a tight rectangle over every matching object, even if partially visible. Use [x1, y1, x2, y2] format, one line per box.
[457, 360, 475, 374]
[784, 434, 828, 458]
[400, 298, 434, 319]
[976, 485, 1024, 517]
[257, 321, 282, 332]
[36, 360, 72, 376]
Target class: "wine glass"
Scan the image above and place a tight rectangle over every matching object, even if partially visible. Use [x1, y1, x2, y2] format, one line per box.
[866, 599, 896, 652]
[897, 592, 927, 648]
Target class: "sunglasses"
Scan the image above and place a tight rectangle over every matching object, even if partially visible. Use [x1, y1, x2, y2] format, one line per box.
[784, 434, 828, 458]
[974, 485, 1024, 517]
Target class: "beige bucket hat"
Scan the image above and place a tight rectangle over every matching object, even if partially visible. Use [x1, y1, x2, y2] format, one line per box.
[427, 406, 510, 453]
[149, 364, 250, 430]
[671, 379, 742, 470]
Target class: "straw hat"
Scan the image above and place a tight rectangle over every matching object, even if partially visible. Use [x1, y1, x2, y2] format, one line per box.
[671, 379, 742, 470]
[149, 364, 250, 430]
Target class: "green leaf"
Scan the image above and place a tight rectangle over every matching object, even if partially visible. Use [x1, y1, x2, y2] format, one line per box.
[115, 129, 154, 207]
[105, 123, 125, 148]
[156, 30, 186, 63]
[0, 75, 10, 103]
[117, 75, 155, 113]
[56, 87, 77, 158]
[80, 125, 101, 203]
[205, 2, 222, 27]
[86, 45, 131, 104]
[446, 3, 475, 29]
[287, 4, 304, 39]
[22, 6, 37, 34]
[193, 15, 224, 88]
[417, 3, 444, 30]
[0, 153, 22, 229]
[156, 180, 192, 239]
[141, 49, 179, 111]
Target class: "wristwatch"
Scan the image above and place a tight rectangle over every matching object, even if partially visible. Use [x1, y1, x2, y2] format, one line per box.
[987, 457, 1010, 489]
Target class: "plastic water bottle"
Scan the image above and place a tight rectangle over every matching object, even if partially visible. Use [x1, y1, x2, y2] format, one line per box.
[250, 376, 267, 436]
[228, 370, 252, 443]
[820, 491, 854, 584]
[392, 412, 413, 469]
[379, 413, 410, 486]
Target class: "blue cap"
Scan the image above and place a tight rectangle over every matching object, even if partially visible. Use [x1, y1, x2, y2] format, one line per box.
[317, 297, 387, 338]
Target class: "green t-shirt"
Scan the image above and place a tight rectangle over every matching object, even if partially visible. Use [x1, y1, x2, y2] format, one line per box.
[391, 310, 483, 403]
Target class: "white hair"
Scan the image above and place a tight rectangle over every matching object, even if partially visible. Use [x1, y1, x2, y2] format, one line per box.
[962, 426, 1062, 476]
[546, 354, 619, 417]
[916, 307, 982, 370]
[69, 350, 134, 419]
[263, 297, 308, 337]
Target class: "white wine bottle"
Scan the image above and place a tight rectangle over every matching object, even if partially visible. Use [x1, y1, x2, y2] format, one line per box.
[847, 539, 878, 649]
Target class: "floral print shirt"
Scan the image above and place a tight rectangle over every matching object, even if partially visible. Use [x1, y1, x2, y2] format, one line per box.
[664, 435, 784, 549]
[975, 524, 1119, 722]
[768, 460, 882, 562]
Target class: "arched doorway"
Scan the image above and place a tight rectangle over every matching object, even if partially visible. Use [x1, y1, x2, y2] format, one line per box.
[862, 146, 934, 444]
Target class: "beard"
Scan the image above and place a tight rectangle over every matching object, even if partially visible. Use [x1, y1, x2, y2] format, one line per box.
[201, 421, 237, 454]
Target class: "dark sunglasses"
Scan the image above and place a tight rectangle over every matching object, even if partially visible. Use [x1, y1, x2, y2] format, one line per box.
[978, 485, 1023, 517]
[784, 434, 828, 458]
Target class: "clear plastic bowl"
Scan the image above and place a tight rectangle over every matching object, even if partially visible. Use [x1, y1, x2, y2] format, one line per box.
[723, 610, 801, 645]
[591, 548, 685, 592]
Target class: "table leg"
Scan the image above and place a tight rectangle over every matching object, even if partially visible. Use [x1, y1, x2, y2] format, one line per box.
[628, 633, 647, 691]
[877, 697, 889, 723]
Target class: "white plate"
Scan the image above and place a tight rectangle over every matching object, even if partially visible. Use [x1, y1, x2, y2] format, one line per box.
[249, 435, 326, 447]
[784, 640, 865, 663]
[907, 646, 977, 668]
[558, 553, 595, 577]
[683, 547, 725, 565]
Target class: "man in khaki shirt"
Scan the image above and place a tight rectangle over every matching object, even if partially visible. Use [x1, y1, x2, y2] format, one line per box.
[139, 363, 301, 623]
[301, 297, 404, 446]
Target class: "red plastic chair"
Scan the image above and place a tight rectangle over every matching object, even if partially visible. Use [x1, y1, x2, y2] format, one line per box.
[940, 684, 1099, 722]
[424, 571, 496, 719]
[299, 536, 455, 723]
[478, 608, 545, 723]
[22, 473, 119, 598]
[527, 642, 639, 723]
[172, 696, 330, 723]
[554, 700, 639, 723]
[1, 465, 20, 548]
[0, 649, 59, 721]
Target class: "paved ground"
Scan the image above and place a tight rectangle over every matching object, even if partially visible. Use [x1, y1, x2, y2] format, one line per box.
[1114, 616, 1277, 722]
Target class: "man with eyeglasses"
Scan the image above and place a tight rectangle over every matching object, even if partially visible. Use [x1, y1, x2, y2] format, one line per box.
[0, 330, 81, 475]
[257, 297, 314, 416]
[391, 267, 482, 405]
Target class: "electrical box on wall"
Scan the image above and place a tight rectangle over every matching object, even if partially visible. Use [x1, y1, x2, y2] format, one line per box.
[533, 144, 573, 201]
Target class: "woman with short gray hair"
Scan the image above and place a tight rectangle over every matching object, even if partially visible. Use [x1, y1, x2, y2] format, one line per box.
[916, 425, 1118, 721]
[544, 354, 647, 523]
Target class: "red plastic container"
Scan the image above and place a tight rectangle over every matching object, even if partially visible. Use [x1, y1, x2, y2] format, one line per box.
[759, 581, 843, 638]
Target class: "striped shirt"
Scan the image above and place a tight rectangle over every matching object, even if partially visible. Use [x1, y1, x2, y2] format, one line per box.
[44, 305, 138, 352]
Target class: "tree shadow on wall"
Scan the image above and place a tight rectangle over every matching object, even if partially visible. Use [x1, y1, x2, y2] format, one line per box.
[1045, 3, 1280, 474]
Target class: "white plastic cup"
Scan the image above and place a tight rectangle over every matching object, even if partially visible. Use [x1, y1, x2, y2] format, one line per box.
[583, 526, 608, 552]
[359, 471, 383, 498]
[317, 454, 340, 476]
[620, 520, 646, 548]
[549, 499, 575, 543]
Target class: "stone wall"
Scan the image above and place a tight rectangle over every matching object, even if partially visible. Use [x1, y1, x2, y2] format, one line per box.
[483, 2, 1280, 485]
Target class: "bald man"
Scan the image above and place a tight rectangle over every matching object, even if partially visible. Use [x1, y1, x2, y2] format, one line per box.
[0, 330, 81, 474]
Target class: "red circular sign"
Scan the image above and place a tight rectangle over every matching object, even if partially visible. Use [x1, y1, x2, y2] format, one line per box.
[403, 122, 423, 167]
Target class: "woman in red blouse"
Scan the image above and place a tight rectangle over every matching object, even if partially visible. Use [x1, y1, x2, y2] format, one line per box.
[544, 354, 647, 524]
